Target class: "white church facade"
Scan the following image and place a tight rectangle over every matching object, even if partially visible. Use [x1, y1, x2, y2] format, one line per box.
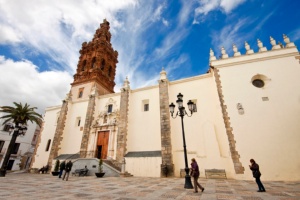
[31, 19, 300, 181]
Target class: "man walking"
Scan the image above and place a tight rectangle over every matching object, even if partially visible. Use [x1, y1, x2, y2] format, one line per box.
[62, 160, 73, 181]
[58, 160, 66, 178]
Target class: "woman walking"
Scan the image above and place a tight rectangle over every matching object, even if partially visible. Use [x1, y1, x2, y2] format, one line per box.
[190, 158, 204, 193]
[249, 159, 266, 192]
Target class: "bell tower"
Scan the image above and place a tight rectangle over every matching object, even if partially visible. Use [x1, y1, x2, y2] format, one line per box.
[71, 19, 118, 98]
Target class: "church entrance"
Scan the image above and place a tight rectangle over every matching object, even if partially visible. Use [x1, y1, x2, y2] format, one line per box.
[96, 131, 109, 159]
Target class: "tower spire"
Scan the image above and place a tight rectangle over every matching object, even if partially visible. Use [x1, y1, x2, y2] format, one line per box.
[72, 19, 118, 94]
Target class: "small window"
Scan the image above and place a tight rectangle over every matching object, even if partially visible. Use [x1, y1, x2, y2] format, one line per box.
[144, 104, 149, 111]
[252, 79, 264, 88]
[101, 59, 105, 70]
[76, 117, 81, 127]
[12, 143, 20, 154]
[108, 104, 113, 113]
[142, 99, 149, 112]
[78, 88, 84, 98]
[45, 139, 51, 152]
[3, 124, 11, 132]
[108, 66, 112, 77]
[0, 140, 5, 152]
[92, 57, 96, 68]
[81, 60, 86, 71]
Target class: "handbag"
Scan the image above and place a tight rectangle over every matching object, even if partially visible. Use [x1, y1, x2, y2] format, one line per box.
[253, 170, 261, 178]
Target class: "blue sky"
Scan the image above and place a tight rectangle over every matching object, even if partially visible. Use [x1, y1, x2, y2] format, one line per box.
[0, 0, 299, 113]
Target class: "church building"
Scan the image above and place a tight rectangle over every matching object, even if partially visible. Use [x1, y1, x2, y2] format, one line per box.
[31, 19, 300, 181]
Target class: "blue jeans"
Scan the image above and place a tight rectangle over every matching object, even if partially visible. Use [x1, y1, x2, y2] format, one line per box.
[59, 170, 64, 178]
[255, 177, 265, 191]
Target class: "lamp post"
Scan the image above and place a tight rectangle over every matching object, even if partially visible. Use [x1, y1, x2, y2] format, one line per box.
[169, 93, 195, 189]
[0, 123, 27, 177]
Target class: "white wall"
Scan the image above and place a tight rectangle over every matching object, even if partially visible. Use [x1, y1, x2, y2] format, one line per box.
[126, 157, 162, 177]
[127, 86, 161, 152]
[168, 74, 234, 177]
[32, 106, 60, 168]
[214, 47, 300, 180]
[58, 100, 88, 155]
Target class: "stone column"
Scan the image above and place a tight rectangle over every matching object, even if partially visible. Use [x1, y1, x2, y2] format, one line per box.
[80, 94, 96, 158]
[116, 78, 130, 162]
[47, 99, 69, 170]
[158, 69, 174, 177]
[213, 67, 245, 174]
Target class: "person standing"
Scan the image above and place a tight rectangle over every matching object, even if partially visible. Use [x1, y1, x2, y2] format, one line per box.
[190, 158, 205, 193]
[58, 160, 66, 178]
[62, 160, 73, 181]
[249, 159, 266, 192]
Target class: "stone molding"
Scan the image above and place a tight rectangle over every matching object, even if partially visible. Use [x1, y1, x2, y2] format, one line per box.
[30, 122, 44, 170]
[159, 80, 174, 177]
[213, 67, 245, 174]
[116, 89, 129, 163]
[47, 100, 69, 170]
[80, 94, 96, 158]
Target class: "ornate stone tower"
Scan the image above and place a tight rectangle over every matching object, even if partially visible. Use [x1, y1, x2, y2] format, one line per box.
[71, 19, 118, 97]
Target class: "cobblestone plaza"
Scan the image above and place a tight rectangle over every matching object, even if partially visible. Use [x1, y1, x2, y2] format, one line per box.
[0, 173, 300, 199]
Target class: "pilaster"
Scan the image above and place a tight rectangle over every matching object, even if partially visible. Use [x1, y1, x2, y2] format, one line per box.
[47, 99, 69, 170]
[80, 94, 96, 157]
[159, 79, 174, 177]
[116, 88, 129, 162]
[213, 67, 245, 174]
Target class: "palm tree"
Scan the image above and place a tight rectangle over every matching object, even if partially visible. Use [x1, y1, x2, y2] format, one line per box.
[0, 102, 43, 177]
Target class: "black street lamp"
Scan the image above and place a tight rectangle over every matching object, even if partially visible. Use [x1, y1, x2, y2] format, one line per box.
[169, 93, 195, 189]
[0, 123, 27, 177]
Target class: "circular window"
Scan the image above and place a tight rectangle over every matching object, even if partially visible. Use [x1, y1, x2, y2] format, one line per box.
[252, 79, 264, 88]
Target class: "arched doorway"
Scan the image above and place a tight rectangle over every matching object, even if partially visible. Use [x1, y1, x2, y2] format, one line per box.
[96, 131, 109, 159]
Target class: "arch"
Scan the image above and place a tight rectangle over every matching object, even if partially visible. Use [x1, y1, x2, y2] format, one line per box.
[81, 60, 86, 71]
[108, 66, 112, 76]
[101, 59, 105, 70]
[91, 57, 96, 68]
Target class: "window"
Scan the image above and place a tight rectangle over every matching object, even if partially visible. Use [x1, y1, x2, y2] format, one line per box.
[81, 60, 86, 71]
[108, 104, 113, 113]
[12, 143, 20, 154]
[2, 124, 11, 132]
[92, 57, 96, 68]
[45, 139, 51, 152]
[76, 117, 81, 127]
[252, 79, 265, 88]
[0, 140, 4, 152]
[142, 99, 149, 112]
[78, 88, 84, 98]
[144, 104, 149, 111]
[251, 74, 268, 88]
[108, 66, 112, 76]
[101, 59, 105, 70]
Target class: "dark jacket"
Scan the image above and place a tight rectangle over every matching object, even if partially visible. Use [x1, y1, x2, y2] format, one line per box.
[65, 161, 73, 172]
[250, 162, 261, 178]
[191, 162, 200, 177]
[60, 161, 66, 171]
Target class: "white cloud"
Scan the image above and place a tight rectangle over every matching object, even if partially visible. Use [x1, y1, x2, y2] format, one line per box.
[0, 24, 22, 43]
[220, 0, 246, 13]
[289, 28, 300, 42]
[0, 56, 72, 114]
[193, 0, 246, 23]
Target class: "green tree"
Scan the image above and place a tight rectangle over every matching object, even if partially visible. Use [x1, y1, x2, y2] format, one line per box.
[0, 102, 42, 177]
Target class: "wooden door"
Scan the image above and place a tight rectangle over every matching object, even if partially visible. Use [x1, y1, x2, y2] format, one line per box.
[96, 131, 109, 159]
